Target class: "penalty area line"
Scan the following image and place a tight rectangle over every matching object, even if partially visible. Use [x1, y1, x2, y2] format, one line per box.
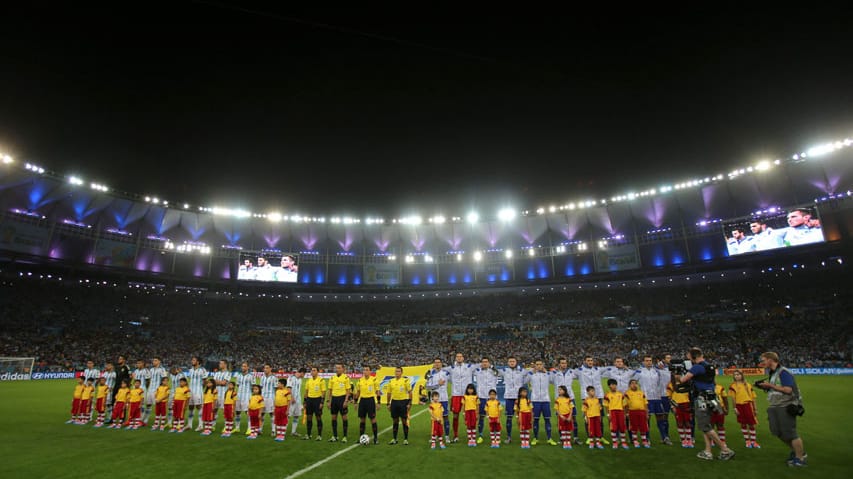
[284, 407, 429, 479]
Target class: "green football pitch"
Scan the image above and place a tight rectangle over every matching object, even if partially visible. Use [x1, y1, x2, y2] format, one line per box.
[1, 376, 850, 479]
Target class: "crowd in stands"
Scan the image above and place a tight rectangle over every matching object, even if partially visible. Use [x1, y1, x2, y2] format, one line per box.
[1, 266, 850, 373]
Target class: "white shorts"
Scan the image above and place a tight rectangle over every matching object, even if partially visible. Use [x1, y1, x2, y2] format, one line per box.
[215, 395, 225, 409]
[189, 392, 203, 406]
[236, 398, 250, 412]
[144, 390, 156, 405]
[289, 403, 303, 416]
[264, 400, 275, 414]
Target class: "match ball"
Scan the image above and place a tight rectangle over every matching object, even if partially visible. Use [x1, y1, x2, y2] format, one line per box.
[359, 434, 370, 445]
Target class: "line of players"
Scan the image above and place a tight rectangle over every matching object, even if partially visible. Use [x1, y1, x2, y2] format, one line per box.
[67, 353, 761, 449]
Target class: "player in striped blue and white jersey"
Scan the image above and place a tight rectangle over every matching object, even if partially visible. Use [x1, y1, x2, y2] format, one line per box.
[498, 356, 530, 444]
[213, 360, 233, 423]
[186, 356, 208, 431]
[132, 360, 151, 413]
[83, 361, 100, 382]
[234, 362, 255, 433]
[145, 357, 167, 423]
[102, 363, 116, 419]
[259, 364, 279, 436]
[286, 368, 305, 436]
[167, 366, 185, 425]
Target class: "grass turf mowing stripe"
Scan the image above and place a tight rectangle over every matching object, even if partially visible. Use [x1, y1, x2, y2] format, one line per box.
[284, 407, 429, 479]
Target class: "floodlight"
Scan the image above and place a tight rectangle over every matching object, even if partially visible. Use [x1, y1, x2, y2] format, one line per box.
[466, 211, 479, 224]
[473, 251, 482, 262]
[505, 249, 513, 259]
[528, 248, 535, 257]
[497, 208, 515, 222]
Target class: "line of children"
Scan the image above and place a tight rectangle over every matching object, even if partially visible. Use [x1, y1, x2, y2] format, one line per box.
[68, 368, 764, 452]
[603, 379, 630, 449]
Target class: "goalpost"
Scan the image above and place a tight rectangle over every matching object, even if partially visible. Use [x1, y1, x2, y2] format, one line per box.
[0, 357, 36, 381]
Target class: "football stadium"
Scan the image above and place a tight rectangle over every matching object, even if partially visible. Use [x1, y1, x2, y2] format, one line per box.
[1, 5, 852, 479]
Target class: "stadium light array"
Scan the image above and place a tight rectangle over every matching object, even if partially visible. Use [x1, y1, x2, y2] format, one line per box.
[5, 133, 852, 225]
[473, 251, 483, 262]
[457, 253, 463, 262]
[24, 163, 44, 174]
[505, 249, 513, 259]
[498, 208, 516, 222]
[528, 247, 536, 256]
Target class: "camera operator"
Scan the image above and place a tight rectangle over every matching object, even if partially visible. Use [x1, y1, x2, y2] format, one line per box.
[677, 348, 735, 461]
[756, 352, 807, 467]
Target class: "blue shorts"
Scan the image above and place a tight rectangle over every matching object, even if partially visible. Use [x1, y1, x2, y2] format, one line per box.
[648, 399, 666, 415]
[440, 401, 448, 417]
[504, 399, 516, 417]
[572, 399, 577, 416]
[478, 399, 488, 416]
[661, 398, 672, 413]
[532, 401, 551, 419]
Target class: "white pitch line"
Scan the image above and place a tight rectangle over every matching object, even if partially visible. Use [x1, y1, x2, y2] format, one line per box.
[284, 407, 429, 479]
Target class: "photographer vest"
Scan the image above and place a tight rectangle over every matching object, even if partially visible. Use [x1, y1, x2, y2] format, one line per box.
[767, 366, 801, 408]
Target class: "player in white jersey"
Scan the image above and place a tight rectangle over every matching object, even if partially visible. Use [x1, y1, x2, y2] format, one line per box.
[633, 355, 671, 444]
[186, 356, 208, 431]
[102, 363, 116, 419]
[145, 357, 167, 423]
[234, 362, 255, 434]
[498, 356, 530, 444]
[425, 358, 451, 442]
[447, 353, 476, 442]
[259, 364, 279, 436]
[287, 367, 305, 436]
[253, 257, 275, 281]
[167, 366, 185, 425]
[474, 357, 499, 443]
[529, 359, 556, 445]
[83, 361, 100, 382]
[603, 356, 636, 441]
[132, 360, 150, 424]
[212, 360, 232, 423]
[550, 357, 580, 443]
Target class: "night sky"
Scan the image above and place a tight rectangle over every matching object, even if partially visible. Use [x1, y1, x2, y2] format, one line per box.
[1, 3, 852, 218]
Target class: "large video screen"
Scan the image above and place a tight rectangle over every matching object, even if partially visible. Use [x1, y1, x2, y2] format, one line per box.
[237, 252, 299, 282]
[724, 206, 824, 256]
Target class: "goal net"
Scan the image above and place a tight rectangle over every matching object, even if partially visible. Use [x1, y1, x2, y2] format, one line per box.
[0, 357, 35, 381]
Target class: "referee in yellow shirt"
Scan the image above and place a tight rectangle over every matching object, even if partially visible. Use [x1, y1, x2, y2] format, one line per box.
[386, 366, 412, 445]
[355, 365, 380, 444]
[327, 363, 352, 443]
[303, 367, 327, 441]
